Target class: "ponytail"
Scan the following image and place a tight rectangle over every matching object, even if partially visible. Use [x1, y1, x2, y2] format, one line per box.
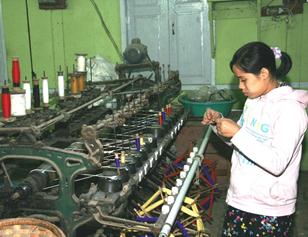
[276, 51, 292, 78]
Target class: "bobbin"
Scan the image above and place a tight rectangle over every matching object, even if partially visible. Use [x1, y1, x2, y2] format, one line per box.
[12, 56, 21, 87]
[75, 53, 87, 72]
[42, 76, 49, 108]
[22, 80, 32, 113]
[69, 72, 80, 96]
[76, 72, 86, 93]
[57, 70, 65, 100]
[10, 90, 26, 117]
[1, 85, 12, 121]
[32, 79, 41, 109]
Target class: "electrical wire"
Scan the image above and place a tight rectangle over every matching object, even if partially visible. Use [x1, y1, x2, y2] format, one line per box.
[89, 0, 123, 62]
[25, 0, 36, 80]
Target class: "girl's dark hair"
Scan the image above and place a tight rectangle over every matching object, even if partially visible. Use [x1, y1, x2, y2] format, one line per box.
[229, 41, 292, 79]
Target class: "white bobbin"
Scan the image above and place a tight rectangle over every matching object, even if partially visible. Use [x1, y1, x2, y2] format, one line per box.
[176, 178, 183, 187]
[183, 164, 190, 172]
[171, 186, 179, 195]
[167, 196, 175, 205]
[22, 81, 31, 112]
[180, 171, 187, 179]
[161, 205, 170, 215]
[11, 91, 26, 116]
[42, 76, 49, 107]
[57, 71, 65, 99]
[76, 53, 87, 72]
[193, 147, 198, 153]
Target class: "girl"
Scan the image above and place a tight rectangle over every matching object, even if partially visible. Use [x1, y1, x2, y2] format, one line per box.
[202, 41, 308, 236]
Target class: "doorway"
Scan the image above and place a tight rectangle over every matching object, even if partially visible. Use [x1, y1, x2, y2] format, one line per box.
[120, 0, 213, 89]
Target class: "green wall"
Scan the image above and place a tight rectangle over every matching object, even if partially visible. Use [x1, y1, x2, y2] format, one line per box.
[211, 1, 308, 88]
[209, 0, 308, 170]
[1, 0, 122, 88]
[1, 0, 307, 169]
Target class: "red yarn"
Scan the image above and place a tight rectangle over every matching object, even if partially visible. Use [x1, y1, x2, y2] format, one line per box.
[159, 112, 163, 126]
[1, 88, 11, 119]
[12, 57, 21, 87]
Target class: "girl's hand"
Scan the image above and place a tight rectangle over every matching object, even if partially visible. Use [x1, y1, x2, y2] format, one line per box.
[201, 109, 222, 125]
[215, 118, 240, 138]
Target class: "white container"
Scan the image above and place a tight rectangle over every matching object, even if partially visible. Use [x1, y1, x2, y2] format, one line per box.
[11, 91, 26, 116]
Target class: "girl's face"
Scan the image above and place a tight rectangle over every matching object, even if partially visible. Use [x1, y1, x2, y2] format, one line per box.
[232, 65, 274, 99]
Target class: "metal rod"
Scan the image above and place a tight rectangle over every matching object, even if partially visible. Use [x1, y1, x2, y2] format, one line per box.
[159, 126, 212, 237]
[111, 76, 142, 93]
[112, 88, 150, 95]
[1, 161, 13, 187]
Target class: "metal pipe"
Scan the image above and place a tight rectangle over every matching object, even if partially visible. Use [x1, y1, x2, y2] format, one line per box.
[112, 88, 150, 95]
[159, 126, 212, 237]
[197, 126, 213, 157]
[65, 94, 107, 115]
[111, 76, 142, 93]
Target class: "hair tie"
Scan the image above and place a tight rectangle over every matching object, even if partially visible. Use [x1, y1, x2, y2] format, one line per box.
[271, 47, 282, 59]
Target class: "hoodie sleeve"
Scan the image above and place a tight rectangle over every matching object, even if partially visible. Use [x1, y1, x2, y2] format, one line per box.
[231, 102, 307, 176]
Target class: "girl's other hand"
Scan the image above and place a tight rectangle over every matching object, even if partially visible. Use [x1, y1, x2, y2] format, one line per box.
[216, 118, 240, 138]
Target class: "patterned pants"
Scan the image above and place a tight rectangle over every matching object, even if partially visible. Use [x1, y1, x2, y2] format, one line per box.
[221, 206, 293, 237]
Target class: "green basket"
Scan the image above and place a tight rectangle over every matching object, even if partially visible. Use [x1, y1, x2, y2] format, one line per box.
[178, 95, 236, 117]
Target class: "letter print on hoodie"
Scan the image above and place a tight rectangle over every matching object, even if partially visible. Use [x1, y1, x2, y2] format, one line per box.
[226, 85, 308, 217]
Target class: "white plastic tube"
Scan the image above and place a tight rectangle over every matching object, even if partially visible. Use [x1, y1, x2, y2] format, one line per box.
[11, 92, 26, 116]
[42, 77, 49, 106]
[76, 53, 87, 72]
[57, 72, 65, 99]
[22, 81, 31, 112]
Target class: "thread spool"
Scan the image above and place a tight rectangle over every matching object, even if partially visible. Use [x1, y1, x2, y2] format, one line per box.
[77, 72, 86, 92]
[135, 134, 141, 151]
[69, 73, 79, 95]
[57, 70, 65, 99]
[12, 57, 21, 87]
[115, 153, 120, 168]
[42, 76, 49, 108]
[11, 90, 26, 116]
[120, 151, 126, 164]
[33, 79, 40, 109]
[166, 104, 171, 116]
[1, 85, 11, 120]
[75, 53, 87, 72]
[22, 80, 31, 113]
[158, 112, 163, 126]
[140, 134, 145, 146]
[161, 108, 166, 121]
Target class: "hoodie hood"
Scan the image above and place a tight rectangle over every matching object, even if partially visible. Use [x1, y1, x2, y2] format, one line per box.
[264, 85, 308, 109]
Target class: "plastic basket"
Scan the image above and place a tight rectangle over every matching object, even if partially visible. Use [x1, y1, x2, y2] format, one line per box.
[178, 95, 236, 117]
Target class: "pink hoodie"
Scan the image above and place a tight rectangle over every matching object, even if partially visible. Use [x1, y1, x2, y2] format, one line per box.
[227, 86, 308, 216]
